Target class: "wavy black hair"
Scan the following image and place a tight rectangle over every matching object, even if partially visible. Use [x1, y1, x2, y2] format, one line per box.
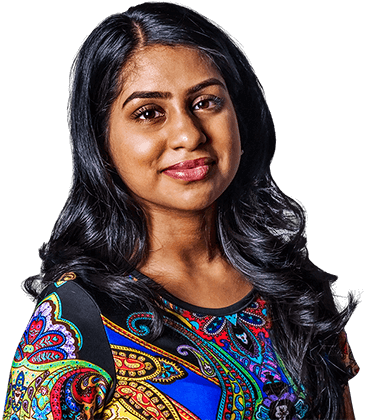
[24, 2, 356, 418]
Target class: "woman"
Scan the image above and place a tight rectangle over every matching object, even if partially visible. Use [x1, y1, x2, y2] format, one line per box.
[3, 2, 358, 419]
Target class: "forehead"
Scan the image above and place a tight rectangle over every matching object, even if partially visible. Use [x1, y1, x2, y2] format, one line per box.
[119, 45, 225, 96]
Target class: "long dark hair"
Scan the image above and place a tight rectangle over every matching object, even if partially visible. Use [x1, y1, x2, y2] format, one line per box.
[24, 2, 356, 418]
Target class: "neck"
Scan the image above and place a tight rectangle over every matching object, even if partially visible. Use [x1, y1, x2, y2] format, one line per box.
[136, 202, 252, 308]
[139, 204, 220, 270]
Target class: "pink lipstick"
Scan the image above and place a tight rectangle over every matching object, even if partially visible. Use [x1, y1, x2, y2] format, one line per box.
[163, 157, 213, 182]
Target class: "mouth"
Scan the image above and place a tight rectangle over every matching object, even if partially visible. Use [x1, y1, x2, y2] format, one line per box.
[163, 157, 214, 182]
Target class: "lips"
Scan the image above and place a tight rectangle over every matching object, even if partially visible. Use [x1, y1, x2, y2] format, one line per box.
[163, 157, 214, 181]
[165, 157, 210, 170]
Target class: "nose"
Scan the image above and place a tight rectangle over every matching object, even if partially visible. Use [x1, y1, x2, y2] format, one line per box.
[168, 111, 207, 151]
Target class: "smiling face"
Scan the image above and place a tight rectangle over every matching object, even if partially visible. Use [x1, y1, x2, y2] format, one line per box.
[108, 45, 241, 214]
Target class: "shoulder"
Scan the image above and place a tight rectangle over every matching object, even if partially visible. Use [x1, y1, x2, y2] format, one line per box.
[34, 273, 117, 375]
[3, 273, 116, 420]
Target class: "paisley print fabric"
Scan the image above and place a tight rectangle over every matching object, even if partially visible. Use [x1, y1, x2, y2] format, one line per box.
[14, 293, 81, 364]
[3, 290, 112, 419]
[103, 296, 307, 420]
[3, 273, 358, 419]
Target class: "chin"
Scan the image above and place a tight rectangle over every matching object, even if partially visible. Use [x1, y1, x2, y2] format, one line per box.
[167, 196, 218, 213]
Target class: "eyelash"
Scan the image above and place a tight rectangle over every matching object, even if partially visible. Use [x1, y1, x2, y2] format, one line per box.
[131, 95, 224, 123]
[192, 95, 224, 112]
[131, 106, 164, 122]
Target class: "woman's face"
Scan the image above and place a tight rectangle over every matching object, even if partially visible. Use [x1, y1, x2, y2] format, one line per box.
[108, 45, 241, 213]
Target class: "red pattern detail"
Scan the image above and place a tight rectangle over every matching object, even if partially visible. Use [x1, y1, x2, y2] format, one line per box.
[35, 334, 64, 349]
[182, 311, 231, 344]
[50, 372, 74, 420]
[116, 384, 166, 420]
[180, 295, 270, 346]
[72, 374, 98, 405]
[28, 351, 66, 364]
[114, 354, 148, 374]
[50, 368, 105, 420]
[28, 320, 44, 343]
[15, 298, 79, 365]
[246, 296, 271, 337]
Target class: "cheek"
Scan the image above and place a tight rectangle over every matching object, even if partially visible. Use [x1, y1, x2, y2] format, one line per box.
[219, 115, 242, 171]
[129, 136, 159, 158]
[110, 132, 159, 175]
[229, 111, 242, 152]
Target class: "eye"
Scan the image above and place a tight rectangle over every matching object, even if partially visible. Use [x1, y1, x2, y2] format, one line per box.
[132, 105, 165, 122]
[191, 95, 224, 112]
[138, 109, 163, 120]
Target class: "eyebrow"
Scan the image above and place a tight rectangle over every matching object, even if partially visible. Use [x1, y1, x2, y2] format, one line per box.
[122, 78, 226, 108]
[186, 78, 226, 95]
[122, 91, 172, 108]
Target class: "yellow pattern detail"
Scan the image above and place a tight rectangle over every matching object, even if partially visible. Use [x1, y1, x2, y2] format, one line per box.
[101, 316, 219, 386]
[102, 345, 197, 420]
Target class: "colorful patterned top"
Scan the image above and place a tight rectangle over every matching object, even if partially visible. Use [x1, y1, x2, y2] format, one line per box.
[3, 272, 358, 420]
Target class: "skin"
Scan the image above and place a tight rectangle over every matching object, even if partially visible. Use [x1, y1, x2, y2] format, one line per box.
[109, 45, 252, 307]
